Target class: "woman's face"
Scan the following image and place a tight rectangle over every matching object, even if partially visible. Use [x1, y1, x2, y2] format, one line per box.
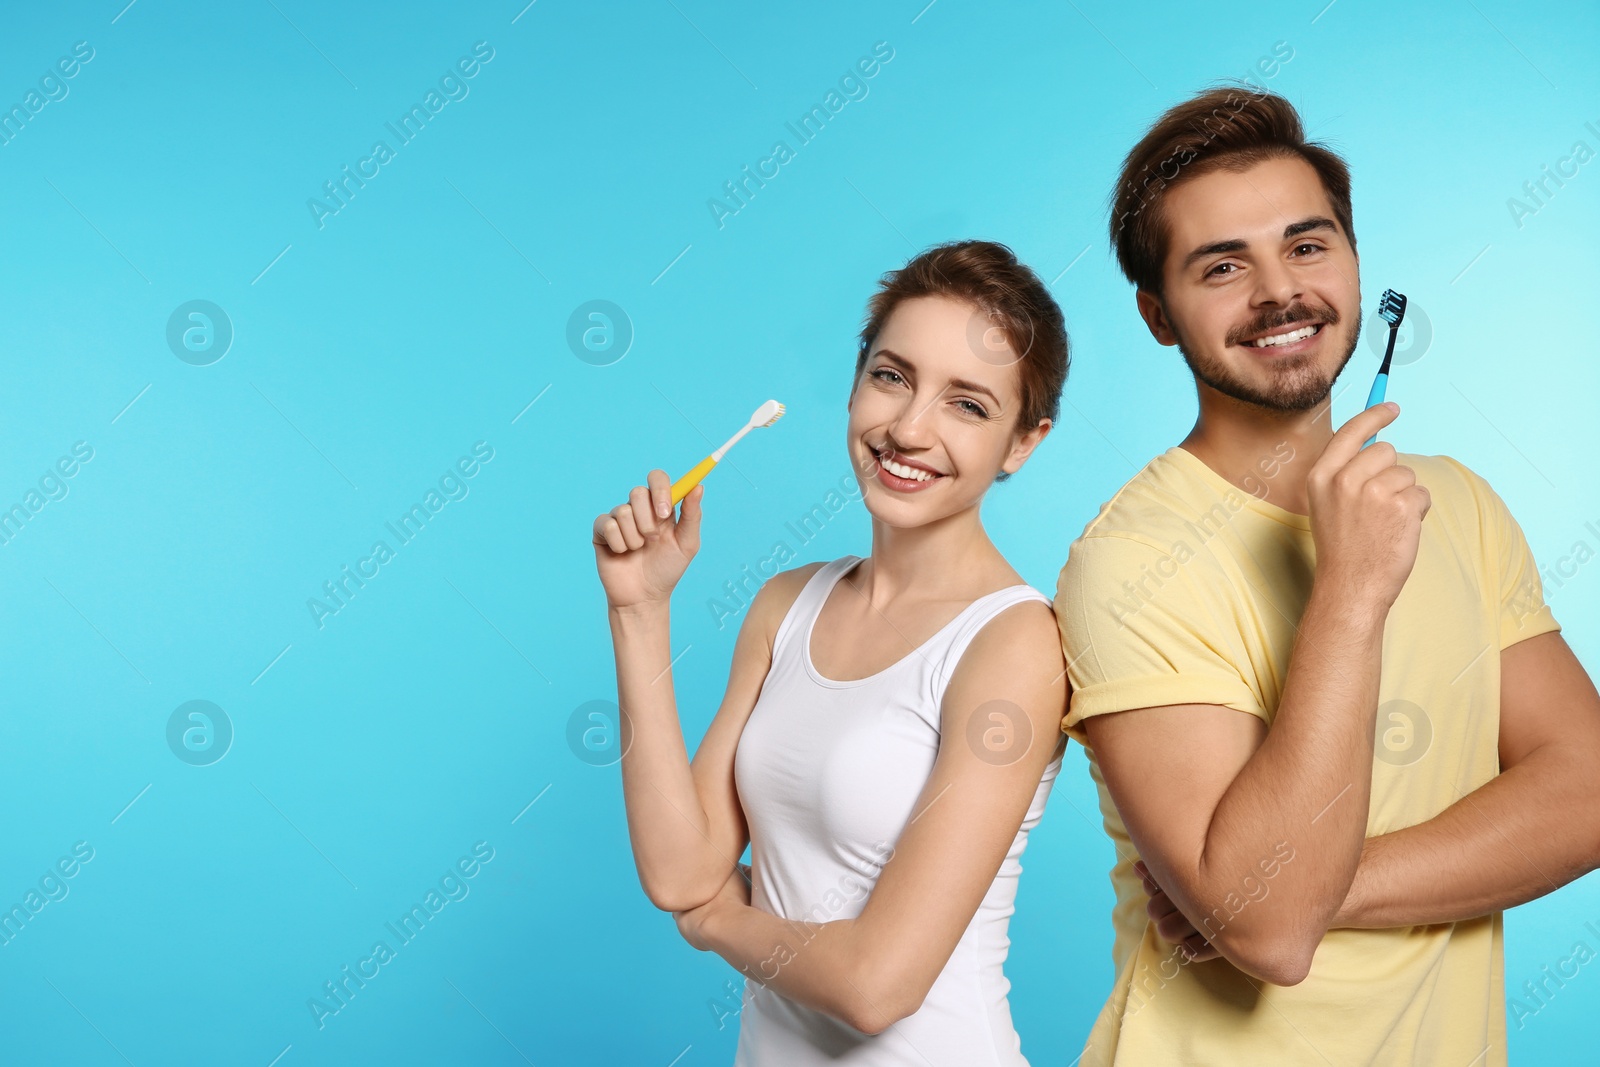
[847, 294, 1051, 525]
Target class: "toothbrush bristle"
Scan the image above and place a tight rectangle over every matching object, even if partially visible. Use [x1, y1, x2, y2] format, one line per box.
[756, 399, 785, 427]
[1378, 289, 1407, 327]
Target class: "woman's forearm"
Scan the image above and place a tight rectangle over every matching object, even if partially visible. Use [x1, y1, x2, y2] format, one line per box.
[610, 603, 736, 910]
[697, 902, 897, 1034]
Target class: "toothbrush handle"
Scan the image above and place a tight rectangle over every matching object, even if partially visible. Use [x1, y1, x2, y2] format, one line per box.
[1362, 372, 1389, 448]
[670, 455, 717, 506]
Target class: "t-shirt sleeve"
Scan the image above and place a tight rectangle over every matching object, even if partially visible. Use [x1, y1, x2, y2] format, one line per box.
[1055, 533, 1269, 745]
[1456, 463, 1561, 649]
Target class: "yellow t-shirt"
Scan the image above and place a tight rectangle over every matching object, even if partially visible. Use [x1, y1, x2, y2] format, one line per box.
[1055, 445, 1560, 1067]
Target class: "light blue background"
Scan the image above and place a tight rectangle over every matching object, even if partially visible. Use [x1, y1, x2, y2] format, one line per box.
[0, 1, 1595, 1063]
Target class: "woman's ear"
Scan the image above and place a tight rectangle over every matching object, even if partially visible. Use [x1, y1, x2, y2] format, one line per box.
[1002, 418, 1053, 475]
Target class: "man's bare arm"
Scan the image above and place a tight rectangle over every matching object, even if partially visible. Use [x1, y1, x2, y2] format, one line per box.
[1085, 403, 1430, 986]
[1334, 631, 1600, 927]
[1087, 591, 1381, 985]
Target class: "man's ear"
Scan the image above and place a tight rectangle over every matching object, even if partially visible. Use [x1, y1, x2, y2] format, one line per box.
[1135, 289, 1179, 347]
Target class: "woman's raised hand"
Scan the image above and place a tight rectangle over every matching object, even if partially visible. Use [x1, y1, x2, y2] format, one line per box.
[592, 470, 704, 611]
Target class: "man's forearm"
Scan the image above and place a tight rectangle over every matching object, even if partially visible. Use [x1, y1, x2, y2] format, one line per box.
[1189, 581, 1388, 971]
[1336, 744, 1600, 928]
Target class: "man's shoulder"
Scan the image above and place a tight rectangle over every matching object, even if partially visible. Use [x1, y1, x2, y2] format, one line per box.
[1073, 448, 1216, 546]
[1057, 450, 1240, 605]
[1094, 449, 1491, 521]
[1400, 451, 1477, 491]
[1399, 452, 1497, 525]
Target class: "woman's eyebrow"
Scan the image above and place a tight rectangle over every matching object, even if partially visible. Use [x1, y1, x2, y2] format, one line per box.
[875, 348, 1000, 405]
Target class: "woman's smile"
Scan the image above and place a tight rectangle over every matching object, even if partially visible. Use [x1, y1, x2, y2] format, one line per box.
[869, 443, 948, 493]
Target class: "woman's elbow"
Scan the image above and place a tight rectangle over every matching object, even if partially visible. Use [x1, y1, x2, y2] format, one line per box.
[644, 887, 713, 913]
[638, 872, 719, 914]
[839, 962, 929, 1035]
[842, 995, 919, 1037]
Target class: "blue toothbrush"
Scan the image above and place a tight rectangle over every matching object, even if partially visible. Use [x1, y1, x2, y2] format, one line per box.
[1363, 289, 1408, 447]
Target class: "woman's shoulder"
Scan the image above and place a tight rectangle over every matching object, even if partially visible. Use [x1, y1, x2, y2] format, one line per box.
[740, 557, 846, 644]
[954, 576, 1062, 673]
[973, 590, 1058, 641]
[765, 557, 835, 597]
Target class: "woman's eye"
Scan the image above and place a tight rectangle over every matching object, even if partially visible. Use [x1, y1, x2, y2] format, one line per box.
[868, 369, 985, 417]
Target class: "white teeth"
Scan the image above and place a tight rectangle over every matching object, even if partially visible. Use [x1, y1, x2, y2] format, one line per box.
[1251, 324, 1319, 348]
[879, 452, 937, 482]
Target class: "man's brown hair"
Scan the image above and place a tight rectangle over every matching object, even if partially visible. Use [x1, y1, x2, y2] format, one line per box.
[1109, 84, 1356, 294]
[854, 240, 1068, 482]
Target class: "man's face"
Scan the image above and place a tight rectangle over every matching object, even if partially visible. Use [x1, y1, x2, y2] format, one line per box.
[1138, 155, 1361, 412]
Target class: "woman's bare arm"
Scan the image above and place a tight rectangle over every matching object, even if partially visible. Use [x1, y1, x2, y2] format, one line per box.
[677, 599, 1068, 1034]
[595, 469, 818, 912]
[609, 564, 816, 911]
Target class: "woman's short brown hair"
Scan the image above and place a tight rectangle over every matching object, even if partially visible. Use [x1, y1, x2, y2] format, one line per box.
[1109, 84, 1356, 295]
[854, 240, 1068, 482]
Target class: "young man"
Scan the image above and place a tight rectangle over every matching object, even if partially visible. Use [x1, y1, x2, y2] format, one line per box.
[1055, 85, 1600, 1065]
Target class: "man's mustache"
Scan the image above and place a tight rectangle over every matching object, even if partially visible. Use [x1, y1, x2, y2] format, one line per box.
[1226, 302, 1340, 346]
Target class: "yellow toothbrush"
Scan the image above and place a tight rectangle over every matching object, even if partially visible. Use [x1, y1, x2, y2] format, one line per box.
[670, 399, 786, 506]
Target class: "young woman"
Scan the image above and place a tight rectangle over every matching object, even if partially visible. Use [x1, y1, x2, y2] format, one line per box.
[592, 241, 1074, 1063]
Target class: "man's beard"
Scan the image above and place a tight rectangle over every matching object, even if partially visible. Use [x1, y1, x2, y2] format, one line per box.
[1175, 301, 1361, 413]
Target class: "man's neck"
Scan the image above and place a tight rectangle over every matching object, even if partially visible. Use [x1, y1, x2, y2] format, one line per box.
[1179, 387, 1337, 516]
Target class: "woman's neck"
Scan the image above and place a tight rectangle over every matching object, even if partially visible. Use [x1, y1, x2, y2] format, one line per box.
[854, 508, 1007, 610]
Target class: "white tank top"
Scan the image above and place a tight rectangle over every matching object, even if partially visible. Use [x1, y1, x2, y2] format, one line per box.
[732, 555, 1062, 1066]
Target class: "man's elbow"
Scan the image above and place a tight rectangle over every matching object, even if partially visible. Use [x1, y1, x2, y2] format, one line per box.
[1582, 755, 1600, 873]
[1218, 928, 1319, 987]
[1234, 945, 1315, 987]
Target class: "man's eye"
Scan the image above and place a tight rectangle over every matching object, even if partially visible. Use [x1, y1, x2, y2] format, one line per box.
[1208, 262, 1236, 277]
[1293, 243, 1322, 256]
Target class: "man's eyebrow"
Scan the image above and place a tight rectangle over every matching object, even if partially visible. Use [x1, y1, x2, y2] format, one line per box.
[874, 348, 1001, 406]
[1183, 238, 1247, 269]
[1182, 216, 1340, 270]
[1284, 216, 1337, 239]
